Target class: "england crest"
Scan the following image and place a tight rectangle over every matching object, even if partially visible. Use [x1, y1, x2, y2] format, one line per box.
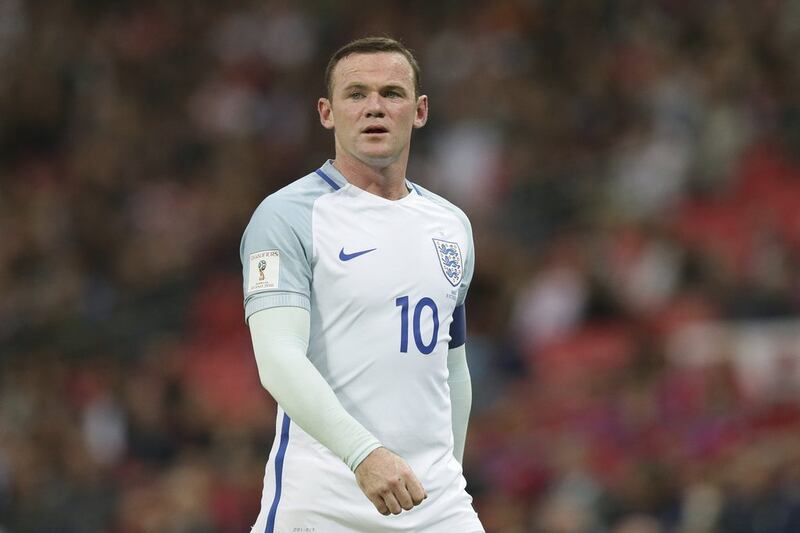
[432, 238, 463, 287]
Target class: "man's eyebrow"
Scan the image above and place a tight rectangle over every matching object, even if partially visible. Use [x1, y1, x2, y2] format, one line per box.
[341, 82, 368, 91]
[340, 82, 409, 93]
[381, 84, 408, 94]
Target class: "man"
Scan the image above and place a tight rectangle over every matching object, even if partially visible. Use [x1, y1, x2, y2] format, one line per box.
[240, 36, 483, 532]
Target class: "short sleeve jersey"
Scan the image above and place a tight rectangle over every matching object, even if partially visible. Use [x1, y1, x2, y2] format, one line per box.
[240, 160, 476, 530]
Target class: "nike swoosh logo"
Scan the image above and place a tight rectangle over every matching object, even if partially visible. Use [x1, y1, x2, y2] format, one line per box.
[339, 247, 377, 261]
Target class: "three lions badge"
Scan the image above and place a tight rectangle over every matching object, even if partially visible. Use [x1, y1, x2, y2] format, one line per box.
[432, 239, 463, 287]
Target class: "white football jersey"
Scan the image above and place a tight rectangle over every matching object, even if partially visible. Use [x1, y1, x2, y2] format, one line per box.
[241, 161, 481, 532]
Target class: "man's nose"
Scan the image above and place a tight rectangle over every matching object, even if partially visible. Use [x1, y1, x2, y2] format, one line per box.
[364, 93, 385, 117]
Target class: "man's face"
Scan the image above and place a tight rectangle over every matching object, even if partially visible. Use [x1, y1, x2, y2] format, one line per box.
[318, 52, 428, 169]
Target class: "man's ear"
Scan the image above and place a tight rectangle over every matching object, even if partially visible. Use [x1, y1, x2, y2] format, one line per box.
[318, 98, 335, 130]
[413, 95, 429, 129]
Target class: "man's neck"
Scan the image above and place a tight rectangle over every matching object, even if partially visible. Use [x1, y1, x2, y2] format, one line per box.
[332, 155, 410, 201]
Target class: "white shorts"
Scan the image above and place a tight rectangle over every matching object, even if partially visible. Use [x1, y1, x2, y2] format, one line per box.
[250, 416, 484, 533]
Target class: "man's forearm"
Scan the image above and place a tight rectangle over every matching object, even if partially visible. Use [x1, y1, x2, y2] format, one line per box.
[447, 344, 472, 464]
[249, 307, 381, 471]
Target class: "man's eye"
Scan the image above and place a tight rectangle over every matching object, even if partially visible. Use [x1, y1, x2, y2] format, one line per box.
[349, 92, 364, 99]
[386, 91, 401, 98]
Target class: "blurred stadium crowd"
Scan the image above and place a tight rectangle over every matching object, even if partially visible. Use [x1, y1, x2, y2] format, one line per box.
[2, 1, 800, 531]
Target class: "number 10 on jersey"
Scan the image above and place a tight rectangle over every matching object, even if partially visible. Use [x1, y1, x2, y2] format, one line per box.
[395, 296, 440, 355]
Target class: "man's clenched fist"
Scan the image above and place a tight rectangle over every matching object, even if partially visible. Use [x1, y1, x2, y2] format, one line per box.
[354, 447, 427, 515]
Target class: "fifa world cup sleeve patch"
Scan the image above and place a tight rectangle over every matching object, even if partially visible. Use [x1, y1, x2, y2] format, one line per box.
[247, 250, 280, 292]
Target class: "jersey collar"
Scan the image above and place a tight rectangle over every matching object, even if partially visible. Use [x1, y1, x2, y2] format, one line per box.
[316, 160, 421, 196]
[316, 160, 346, 191]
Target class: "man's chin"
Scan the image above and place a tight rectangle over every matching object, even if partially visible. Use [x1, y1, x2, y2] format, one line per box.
[356, 153, 398, 169]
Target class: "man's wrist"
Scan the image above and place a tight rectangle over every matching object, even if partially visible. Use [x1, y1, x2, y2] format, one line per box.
[348, 441, 383, 472]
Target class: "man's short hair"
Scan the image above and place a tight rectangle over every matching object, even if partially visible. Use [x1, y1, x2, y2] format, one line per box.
[324, 36, 421, 99]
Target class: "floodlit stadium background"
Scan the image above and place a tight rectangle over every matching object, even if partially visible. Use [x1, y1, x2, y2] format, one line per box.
[3, 1, 800, 532]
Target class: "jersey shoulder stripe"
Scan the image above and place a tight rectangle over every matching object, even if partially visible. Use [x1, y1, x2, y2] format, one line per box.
[240, 167, 343, 321]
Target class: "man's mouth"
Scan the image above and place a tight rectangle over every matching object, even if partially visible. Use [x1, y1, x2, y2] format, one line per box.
[362, 126, 389, 134]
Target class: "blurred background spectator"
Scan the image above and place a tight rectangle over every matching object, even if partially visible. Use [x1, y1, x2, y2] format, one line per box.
[2, 1, 800, 531]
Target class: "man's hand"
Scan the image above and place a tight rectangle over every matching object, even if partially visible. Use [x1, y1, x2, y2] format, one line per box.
[354, 447, 427, 516]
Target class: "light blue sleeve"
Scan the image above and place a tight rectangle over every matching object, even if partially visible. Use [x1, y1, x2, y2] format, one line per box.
[457, 213, 475, 307]
[240, 178, 321, 322]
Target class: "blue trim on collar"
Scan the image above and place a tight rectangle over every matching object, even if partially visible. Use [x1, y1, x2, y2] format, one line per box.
[315, 168, 340, 191]
[318, 165, 420, 196]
